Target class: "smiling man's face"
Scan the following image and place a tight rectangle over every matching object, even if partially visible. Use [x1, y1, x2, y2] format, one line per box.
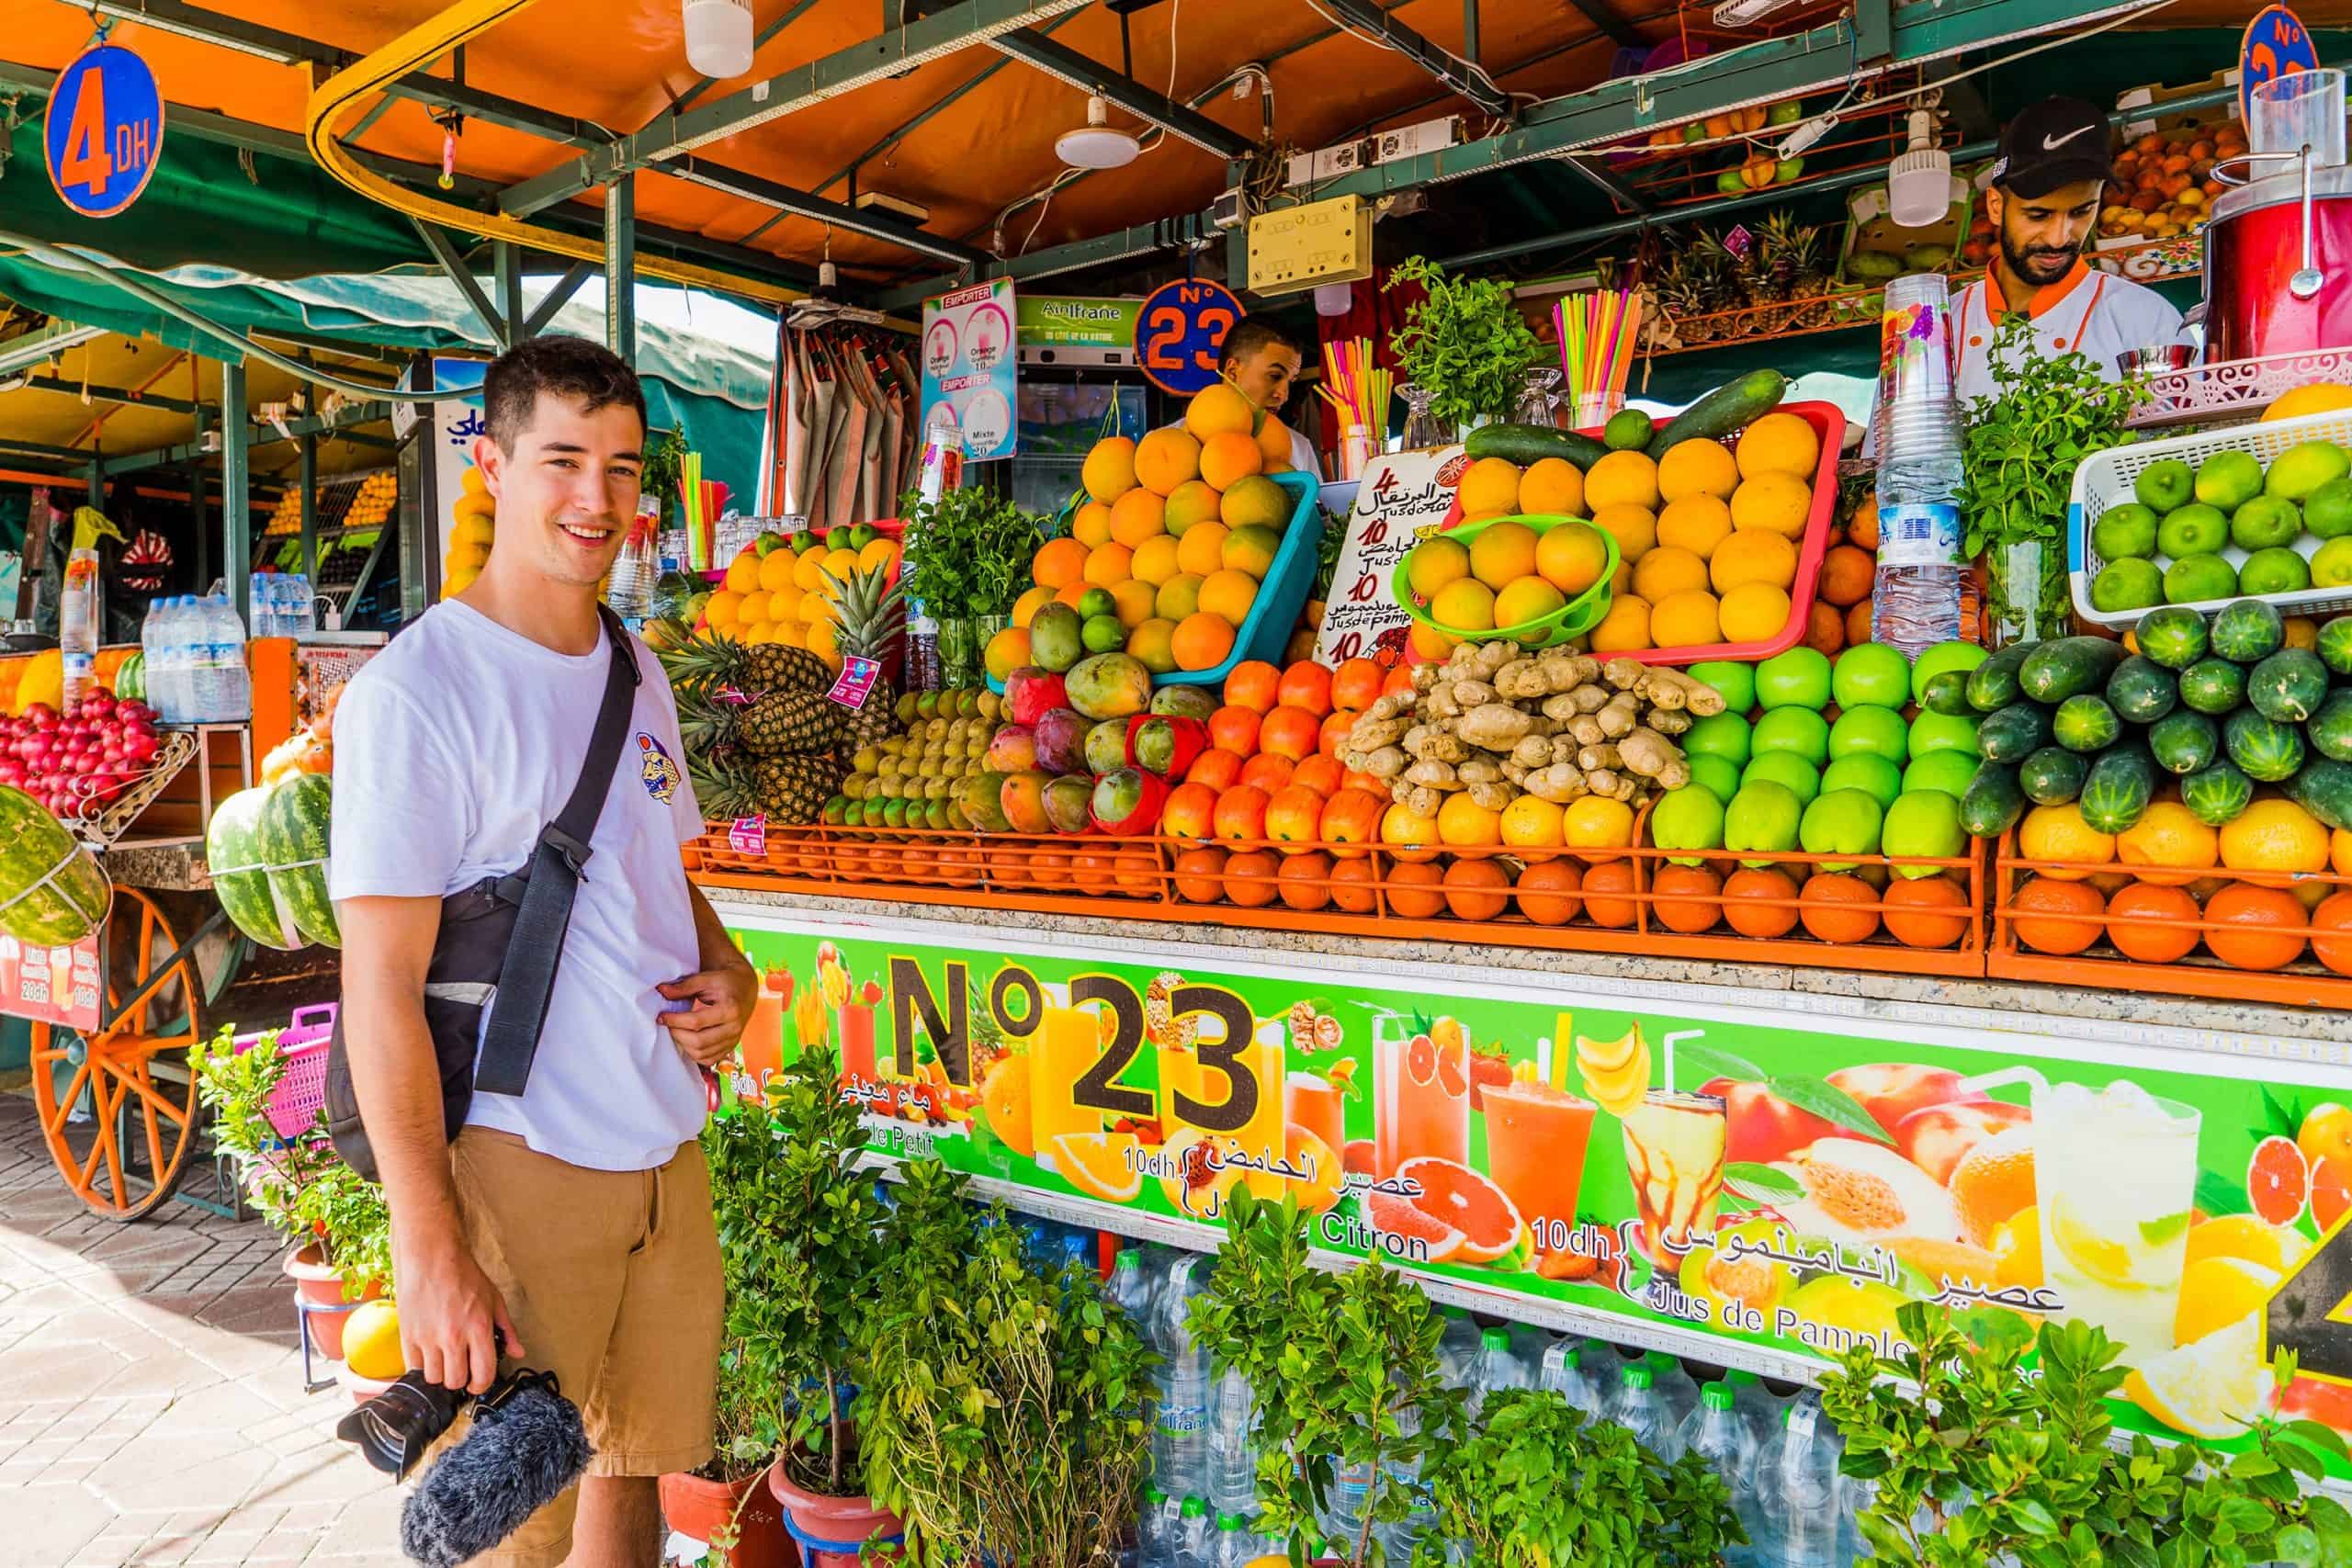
[474, 392, 643, 589]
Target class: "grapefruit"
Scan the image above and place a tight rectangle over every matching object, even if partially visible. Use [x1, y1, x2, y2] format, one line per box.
[1365, 1156, 1528, 1266]
[343, 1300, 407, 1381]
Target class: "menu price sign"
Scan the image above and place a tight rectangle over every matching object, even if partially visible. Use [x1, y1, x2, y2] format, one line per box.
[715, 911, 2352, 1468]
[0, 932, 101, 1032]
[44, 43, 164, 220]
[922, 279, 1018, 463]
[1314, 447, 1465, 667]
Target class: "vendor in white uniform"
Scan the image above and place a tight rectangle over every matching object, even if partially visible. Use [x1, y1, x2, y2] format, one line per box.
[1166, 314, 1321, 477]
[1954, 96, 2185, 403]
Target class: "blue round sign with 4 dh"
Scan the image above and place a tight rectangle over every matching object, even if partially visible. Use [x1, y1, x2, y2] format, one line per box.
[45, 44, 166, 220]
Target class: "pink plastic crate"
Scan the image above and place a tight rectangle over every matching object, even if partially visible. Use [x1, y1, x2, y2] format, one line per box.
[232, 1004, 337, 1141]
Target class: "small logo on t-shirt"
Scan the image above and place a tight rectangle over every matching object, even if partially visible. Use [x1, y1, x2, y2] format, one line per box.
[636, 733, 681, 804]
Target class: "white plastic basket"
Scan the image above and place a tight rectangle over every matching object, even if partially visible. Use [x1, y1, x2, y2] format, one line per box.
[2068, 407, 2352, 630]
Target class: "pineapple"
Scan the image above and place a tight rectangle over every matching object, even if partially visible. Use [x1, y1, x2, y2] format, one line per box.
[1692, 229, 1755, 332]
[685, 745, 760, 821]
[1780, 220, 1836, 331]
[1654, 249, 1709, 345]
[1752, 210, 1821, 332]
[658, 624, 833, 700]
[752, 752, 843, 822]
[824, 563, 905, 751]
[740, 691, 844, 757]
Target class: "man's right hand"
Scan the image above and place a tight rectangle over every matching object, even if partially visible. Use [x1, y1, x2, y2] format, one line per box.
[396, 1236, 525, 1395]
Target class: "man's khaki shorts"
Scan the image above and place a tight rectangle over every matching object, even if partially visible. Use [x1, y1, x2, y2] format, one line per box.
[444, 1125, 723, 1567]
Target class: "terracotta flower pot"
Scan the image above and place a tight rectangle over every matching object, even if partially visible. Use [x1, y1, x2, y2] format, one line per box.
[283, 1243, 382, 1361]
[766, 1455, 903, 1568]
[342, 1368, 394, 1407]
[661, 1469, 799, 1568]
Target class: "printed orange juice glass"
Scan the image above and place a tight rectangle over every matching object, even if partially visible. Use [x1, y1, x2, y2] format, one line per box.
[741, 988, 786, 1095]
[838, 1001, 879, 1088]
[1284, 1071, 1348, 1173]
[1482, 1079, 1597, 1253]
[1030, 1004, 1100, 1173]
[1621, 1089, 1727, 1269]
[1374, 1015, 1467, 1179]
[1159, 1042, 1204, 1130]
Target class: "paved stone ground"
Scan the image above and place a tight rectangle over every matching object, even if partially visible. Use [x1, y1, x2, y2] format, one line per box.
[0, 1083, 407, 1568]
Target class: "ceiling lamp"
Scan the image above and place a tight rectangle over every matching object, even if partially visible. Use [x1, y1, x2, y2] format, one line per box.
[1889, 107, 1954, 228]
[1056, 96, 1141, 170]
[682, 0, 755, 80]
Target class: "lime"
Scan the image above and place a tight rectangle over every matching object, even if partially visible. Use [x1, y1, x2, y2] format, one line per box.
[2237, 546, 2312, 596]
[2194, 450, 2265, 513]
[2230, 494, 2302, 551]
[825, 525, 854, 548]
[1830, 643, 1910, 708]
[1603, 409, 1656, 451]
[2156, 502, 2229, 558]
[2092, 502, 2160, 560]
[1741, 751, 1822, 806]
[1910, 640, 1988, 705]
[1081, 614, 1127, 654]
[1822, 753, 1904, 811]
[2091, 558, 2165, 614]
[2164, 553, 2240, 605]
[2307, 477, 2352, 540]
[1902, 750, 1981, 799]
[1826, 704, 1908, 765]
[1752, 706, 1831, 766]
[1755, 646, 1834, 710]
[1076, 585, 1118, 619]
[2266, 440, 2352, 503]
[1799, 788, 1884, 874]
[2135, 457, 2193, 512]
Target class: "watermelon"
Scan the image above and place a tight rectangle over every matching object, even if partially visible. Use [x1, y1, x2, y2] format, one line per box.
[0, 785, 110, 946]
[2224, 709, 2306, 783]
[2180, 761, 2254, 827]
[207, 784, 303, 950]
[113, 651, 146, 704]
[256, 774, 338, 948]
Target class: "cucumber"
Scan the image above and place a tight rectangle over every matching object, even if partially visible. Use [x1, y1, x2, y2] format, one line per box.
[2181, 760, 2254, 827]
[2018, 637, 2130, 703]
[1966, 642, 2039, 713]
[2311, 690, 2352, 763]
[1978, 701, 2053, 764]
[2211, 598, 2285, 664]
[1958, 761, 2028, 839]
[2284, 759, 2352, 832]
[2018, 746, 2089, 807]
[2052, 694, 2122, 754]
[2077, 745, 2155, 835]
[2248, 648, 2330, 724]
[2133, 605, 2210, 671]
[2223, 707, 2306, 783]
[2105, 655, 2178, 725]
[2147, 710, 2220, 774]
[1464, 423, 1611, 471]
[1645, 369, 1791, 458]
[1919, 670, 1975, 716]
[2177, 657, 2249, 715]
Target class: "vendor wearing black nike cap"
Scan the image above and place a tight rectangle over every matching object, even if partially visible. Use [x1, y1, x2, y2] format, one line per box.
[1952, 96, 2183, 405]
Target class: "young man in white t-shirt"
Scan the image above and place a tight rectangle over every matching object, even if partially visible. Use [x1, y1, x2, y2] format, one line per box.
[332, 334, 754, 1568]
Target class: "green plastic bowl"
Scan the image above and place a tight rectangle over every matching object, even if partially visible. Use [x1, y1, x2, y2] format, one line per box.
[1390, 513, 1619, 650]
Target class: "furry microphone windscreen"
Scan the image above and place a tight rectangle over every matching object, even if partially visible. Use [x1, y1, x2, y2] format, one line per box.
[398, 1384, 594, 1568]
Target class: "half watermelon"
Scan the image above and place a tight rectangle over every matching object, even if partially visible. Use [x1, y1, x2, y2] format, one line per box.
[0, 785, 110, 946]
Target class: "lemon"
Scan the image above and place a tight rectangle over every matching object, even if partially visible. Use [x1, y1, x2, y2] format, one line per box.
[2123, 1314, 2271, 1438]
[2047, 1196, 2141, 1290]
[2175, 1257, 2280, 1348]
[2184, 1213, 2308, 1274]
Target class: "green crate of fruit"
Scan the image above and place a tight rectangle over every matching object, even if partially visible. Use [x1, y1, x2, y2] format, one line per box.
[1390, 513, 1618, 650]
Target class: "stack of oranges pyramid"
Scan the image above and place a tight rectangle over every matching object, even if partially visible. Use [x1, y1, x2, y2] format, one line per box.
[1018, 383, 1299, 674]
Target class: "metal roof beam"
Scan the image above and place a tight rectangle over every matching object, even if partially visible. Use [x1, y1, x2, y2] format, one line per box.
[10, 375, 204, 416]
[652, 156, 992, 265]
[411, 218, 510, 343]
[494, 0, 1092, 214]
[88, 0, 611, 146]
[102, 400, 398, 477]
[1309, 0, 1514, 118]
[989, 28, 1256, 157]
[1558, 0, 1643, 49]
[873, 214, 1214, 311]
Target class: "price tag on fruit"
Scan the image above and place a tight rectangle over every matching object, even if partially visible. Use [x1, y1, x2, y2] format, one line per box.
[1315, 447, 1466, 666]
[827, 656, 880, 710]
[729, 815, 767, 856]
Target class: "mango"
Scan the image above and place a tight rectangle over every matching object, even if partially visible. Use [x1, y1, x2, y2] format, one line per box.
[1065, 651, 1151, 721]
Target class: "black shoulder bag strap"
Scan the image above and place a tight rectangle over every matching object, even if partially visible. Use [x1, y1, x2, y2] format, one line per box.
[473, 606, 642, 1098]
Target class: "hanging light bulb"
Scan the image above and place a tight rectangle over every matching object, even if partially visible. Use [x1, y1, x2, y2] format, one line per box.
[1889, 107, 1954, 228]
[681, 0, 754, 79]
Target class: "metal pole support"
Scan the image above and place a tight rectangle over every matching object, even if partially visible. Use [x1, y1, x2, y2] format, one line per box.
[221, 361, 251, 626]
[605, 178, 637, 367]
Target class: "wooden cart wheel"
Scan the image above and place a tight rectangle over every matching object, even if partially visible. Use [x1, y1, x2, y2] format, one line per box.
[28, 886, 210, 1221]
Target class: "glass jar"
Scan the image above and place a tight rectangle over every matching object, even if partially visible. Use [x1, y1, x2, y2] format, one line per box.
[1985, 536, 2070, 649]
[935, 615, 984, 689]
[1514, 366, 1563, 427]
[1399, 384, 1453, 450]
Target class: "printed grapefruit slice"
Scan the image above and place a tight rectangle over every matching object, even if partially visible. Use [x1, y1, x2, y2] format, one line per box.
[1406, 1032, 1439, 1087]
[1368, 1156, 1527, 1265]
[1049, 1131, 1144, 1202]
[2249, 1134, 2312, 1227]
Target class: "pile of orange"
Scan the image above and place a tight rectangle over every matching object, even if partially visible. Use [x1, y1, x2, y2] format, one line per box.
[704, 530, 899, 668]
[1023, 382, 1299, 674]
[1423, 412, 1822, 658]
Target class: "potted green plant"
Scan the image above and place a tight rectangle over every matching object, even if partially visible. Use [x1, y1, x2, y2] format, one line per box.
[1822, 1301, 2352, 1565]
[660, 1336, 795, 1568]
[703, 1045, 902, 1563]
[1960, 311, 2145, 647]
[897, 485, 1040, 685]
[1187, 1187, 1464, 1568]
[1387, 256, 1543, 440]
[858, 1155, 1155, 1568]
[1419, 1384, 1743, 1567]
[192, 1025, 390, 1359]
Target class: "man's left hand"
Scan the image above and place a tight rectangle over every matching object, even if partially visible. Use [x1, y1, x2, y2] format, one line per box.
[656, 963, 758, 1066]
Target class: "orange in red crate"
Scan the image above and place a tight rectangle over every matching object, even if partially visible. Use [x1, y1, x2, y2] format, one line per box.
[1239, 753, 1295, 794]
[1295, 754, 1345, 796]
[1173, 846, 1227, 902]
[1385, 860, 1446, 919]
[1799, 873, 1881, 944]
[1652, 864, 1723, 933]
[1207, 705, 1261, 756]
[1162, 783, 1217, 843]
[1186, 748, 1244, 792]
[1280, 852, 1335, 912]
[1113, 847, 1159, 897]
[2204, 883, 2308, 972]
[1224, 850, 1280, 908]
[1515, 859, 1583, 926]
[1266, 785, 1326, 852]
[2312, 892, 2352, 976]
[1722, 867, 1800, 939]
[1581, 861, 1638, 928]
[1883, 874, 1971, 950]
[1320, 788, 1384, 856]
[1442, 859, 1510, 921]
[2102, 881, 2201, 964]
[1329, 857, 1378, 913]
[2010, 876, 2106, 955]
[1224, 660, 1281, 715]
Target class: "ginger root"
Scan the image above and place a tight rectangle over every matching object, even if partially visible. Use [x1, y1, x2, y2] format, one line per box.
[1522, 764, 1593, 803]
[1404, 759, 1460, 790]
[1617, 727, 1690, 789]
[1595, 690, 1641, 739]
[1464, 781, 1515, 812]
[1348, 717, 1410, 752]
[1408, 728, 1471, 764]
[1351, 745, 1408, 779]
[1404, 784, 1443, 818]
[1456, 704, 1544, 750]
[1623, 663, 1727, 715]
[1644, 706, 1692, 737]
[1458, 756, 1505, 785]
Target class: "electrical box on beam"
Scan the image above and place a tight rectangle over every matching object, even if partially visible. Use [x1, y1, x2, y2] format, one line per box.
[1246, 195, 1373, 297]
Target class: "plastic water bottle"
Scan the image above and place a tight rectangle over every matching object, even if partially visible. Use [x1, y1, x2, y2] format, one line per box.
[1537, 1337, 1607, 1419]
[1611, 1364, 1683, 1461]
[59, 546, 100, 713]
[1468, 1326, 1533, 1421]
[1752, 1393, 1846, 1568]
[1871, 272, 1966, 655]
[1725, 1370, 1784, 1450]
[1209, 1512, 1261, 1568]
[1437, 1313, 1483, 1390]
[287, 574, 317, 637]
[1109, 1248, 1157, 1336]
[186, 594, 249, 722]
[1645, 1352, 1702, 1436]
[1683, 1385, 1764, 1566]
[1139, 1490, 1180, 1568]
[1172, 1497, 1211, 1568]
[1208, 1367, 1259, 1515]
[1152, 1259, 1212, 1502]
[247, 573, 275, 638]
[149, 597, 186, 721]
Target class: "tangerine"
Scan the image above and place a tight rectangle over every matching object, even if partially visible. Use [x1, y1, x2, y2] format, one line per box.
[1223, 850, 1281, 908]
[1515, 858, 1584, 925]
[2103, 880, 2202, 964]
[1198, 569, 1259, 624]
[2312, 891, 2352, 976]
[2204, 881, 2309, 971]
[1034, 536, 1089, 589]
[1082, 436, 1138, 503]
[1535, 521, 1610, 595]
[1803, 598, 1845, 657]
[1176, 521, 1231, 578]
[1722, 867, 1801, 938]
[1172, 612, 1238, 671]
[1442, 858, 1512, 921]
[1239, 753, 1296, 795]
[1883, 874, 1971, 949]
[1329, 856, 1379, 913]
[1278, 660, 1335, 716]
[1186, 382, 1259, 441]
[1329, 658, 1383, 714]
[1185, 748, 1245, 792]
[2009, 874, 2107, 954]
[1224, 660, 1281, 714]
[1261, 705, 1323, 761]
[1279, 852, 1336, 912]
[1845, 599, 1874, 648]
[1208, 705, 1261, 756]
[1799, 873, 1882, 943]
[1818, 544, 1874, 607]
[1200, 430, 1264, 491]
[1385, 860, 1447, 919]
[1580, 860, 1638, 927]
[1073, 501, 1116, 547]
[1651, 863, 1724, 933]
[1317, 710, 1356, 758]
[1083, 541, 1136, 586]
[1134, 428, 1202, 495]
